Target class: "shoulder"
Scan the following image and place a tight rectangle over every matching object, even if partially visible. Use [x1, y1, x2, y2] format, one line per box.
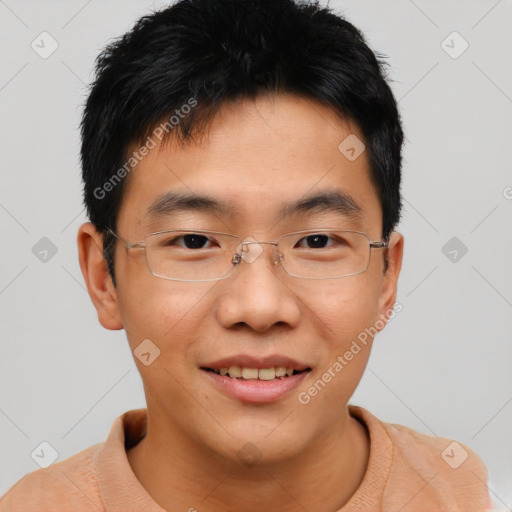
[382, 419, 491, 508]
[384, 418, 488, 482]
[0, 443, 104, 512]
[349, 405, 491, 510]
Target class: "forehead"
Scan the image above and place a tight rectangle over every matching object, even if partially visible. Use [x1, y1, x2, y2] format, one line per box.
[117, 94, 382, 234]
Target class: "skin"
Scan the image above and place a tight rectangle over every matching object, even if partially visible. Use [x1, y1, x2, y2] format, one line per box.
[78, 93, 403, 511]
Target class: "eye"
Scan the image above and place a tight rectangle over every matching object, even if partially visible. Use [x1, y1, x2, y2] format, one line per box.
[163, 233, 214, 249]
[296, 234, 333, 249]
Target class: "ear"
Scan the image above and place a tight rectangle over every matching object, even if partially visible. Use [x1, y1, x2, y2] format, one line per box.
[77, 222, 123, 330]
[376, 231, 404, 329]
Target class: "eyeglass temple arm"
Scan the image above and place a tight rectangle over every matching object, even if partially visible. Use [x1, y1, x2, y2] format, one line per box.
[104, 227, 145, 250]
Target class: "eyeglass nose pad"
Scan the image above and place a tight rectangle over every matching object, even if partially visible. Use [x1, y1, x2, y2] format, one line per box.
[231, 245, 282, 267]
[273, 252, 284, 266]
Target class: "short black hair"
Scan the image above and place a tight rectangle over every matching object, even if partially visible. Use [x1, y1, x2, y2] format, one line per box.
[80, 0, 403, 285]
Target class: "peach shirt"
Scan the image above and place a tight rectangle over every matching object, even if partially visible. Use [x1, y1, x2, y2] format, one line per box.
[1, 405, 491, 511]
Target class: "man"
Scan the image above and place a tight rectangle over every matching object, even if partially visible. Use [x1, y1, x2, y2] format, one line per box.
[0, 0, 491, 510]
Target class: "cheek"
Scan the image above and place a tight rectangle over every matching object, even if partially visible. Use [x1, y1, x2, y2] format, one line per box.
[294, 279, 381, 422]
[117, 276, 215, 360]
[295, 274, 381, 351]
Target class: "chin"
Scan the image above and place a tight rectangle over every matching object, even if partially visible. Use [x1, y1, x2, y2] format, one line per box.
[204, 421, 312, 467]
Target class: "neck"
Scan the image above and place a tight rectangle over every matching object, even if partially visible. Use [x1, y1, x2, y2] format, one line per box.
[127, 407, 369, 512]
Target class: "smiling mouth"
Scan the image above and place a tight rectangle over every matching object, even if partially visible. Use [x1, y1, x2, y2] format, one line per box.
[201, 366, 312, 381]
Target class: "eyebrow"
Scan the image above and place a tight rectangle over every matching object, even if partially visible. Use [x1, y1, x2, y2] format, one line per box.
[146, 189, 364, 222]
[146, 192, 233, 218]
[278, 189, 363, 221]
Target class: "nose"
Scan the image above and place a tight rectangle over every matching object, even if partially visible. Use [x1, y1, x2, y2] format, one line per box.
[215, 240, 301, 333]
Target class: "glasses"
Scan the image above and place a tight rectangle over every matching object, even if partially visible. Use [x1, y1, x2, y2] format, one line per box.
[107, 227, 388, 282]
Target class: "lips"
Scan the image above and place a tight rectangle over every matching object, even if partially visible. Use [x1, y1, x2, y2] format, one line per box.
[199, 355, 312, 402]
[201, 368, 310, 403]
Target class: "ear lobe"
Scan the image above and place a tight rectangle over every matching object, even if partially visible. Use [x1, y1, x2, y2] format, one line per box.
[376, 231, 404, 329]
[77, 222, 123, 330]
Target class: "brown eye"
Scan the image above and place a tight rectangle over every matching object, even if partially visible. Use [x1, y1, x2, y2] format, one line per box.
[296, 234, 331, 249]
[180, 234, 210, 249]
[160, 234, 213, 249]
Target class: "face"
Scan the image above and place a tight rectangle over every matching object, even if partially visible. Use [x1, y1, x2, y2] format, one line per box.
[78, 93, 403, 465]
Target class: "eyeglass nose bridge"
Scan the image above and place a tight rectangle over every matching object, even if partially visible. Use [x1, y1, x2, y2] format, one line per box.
[231, 239, 283, 266]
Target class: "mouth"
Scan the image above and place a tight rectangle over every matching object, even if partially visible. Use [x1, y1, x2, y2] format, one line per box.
[199, 356, 312, 403]
[201, 366, 311, 381]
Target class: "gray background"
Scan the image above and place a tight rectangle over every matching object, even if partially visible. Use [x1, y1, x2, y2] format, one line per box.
[1, 0, 511, 507]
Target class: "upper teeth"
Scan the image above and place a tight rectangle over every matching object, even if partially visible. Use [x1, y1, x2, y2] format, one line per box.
[215, 366, 295, 380]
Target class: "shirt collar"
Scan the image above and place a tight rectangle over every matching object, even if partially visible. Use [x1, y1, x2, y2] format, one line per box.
[92, 405, 390, 511]
[94, 408, 165, 512]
